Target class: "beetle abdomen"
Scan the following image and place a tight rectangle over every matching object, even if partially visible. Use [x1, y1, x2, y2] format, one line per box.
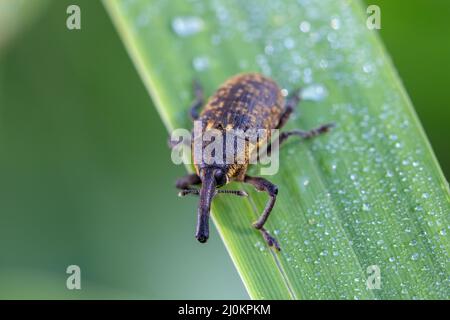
[200, 73, 284, 131]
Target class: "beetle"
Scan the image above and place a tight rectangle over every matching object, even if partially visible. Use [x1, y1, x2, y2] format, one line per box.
[173, 73, 333, 250]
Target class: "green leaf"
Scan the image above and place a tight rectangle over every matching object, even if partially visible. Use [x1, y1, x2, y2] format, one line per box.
[103, 0, 450, 299]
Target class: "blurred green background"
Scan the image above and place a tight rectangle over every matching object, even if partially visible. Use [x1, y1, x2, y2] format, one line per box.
[0, 0, 448, 299]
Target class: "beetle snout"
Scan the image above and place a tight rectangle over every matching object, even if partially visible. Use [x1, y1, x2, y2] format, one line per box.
[196, 212, 210, 243]
[196, 232, 209, 243]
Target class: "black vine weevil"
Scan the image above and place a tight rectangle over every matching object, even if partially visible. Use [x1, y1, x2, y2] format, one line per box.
[172, 73, 334, 250]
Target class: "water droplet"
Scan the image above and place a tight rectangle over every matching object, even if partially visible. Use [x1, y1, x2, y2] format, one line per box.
[300, 177, 310, 187]
[362, 63, 374, 73]
[283, 37, 295, 49]
[319, 59, 328, 69]
[422, 193, 430, 199]
[389, 257, 395, 263]
[172, 16, 204, 37]
[254, 241, 266, 251]
[411, 253, 419, 261]
[280, 88, 289, 97]
[264, 44, 274, 55]
[299, 21, 311, 33]
[301, 84, 328, 101]
[362, 203, 370, 211]
[330, 17, 341, 30]
[192, 56, 209, 71]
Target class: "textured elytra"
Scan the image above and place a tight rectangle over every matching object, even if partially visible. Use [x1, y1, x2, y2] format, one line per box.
[201, 73, 284, 131]
[195, 73, 284, 180]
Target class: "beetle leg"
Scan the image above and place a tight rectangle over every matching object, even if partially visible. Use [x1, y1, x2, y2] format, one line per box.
[276, 88, 301, 129]
[279, 123, 335, 145]
[266, 123, 334, 157]
[244, 175, 280, 251]
[175, 173, 201, 190]
[189, 79, 204, 121]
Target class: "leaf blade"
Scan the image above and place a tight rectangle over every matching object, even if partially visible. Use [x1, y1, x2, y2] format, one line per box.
[104, 0, 450, 299]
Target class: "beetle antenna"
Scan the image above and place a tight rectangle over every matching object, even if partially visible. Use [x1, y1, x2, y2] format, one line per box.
[178, 189, 199, 197]
[216, 190, 248, 197]
[179, 189, 248, 197]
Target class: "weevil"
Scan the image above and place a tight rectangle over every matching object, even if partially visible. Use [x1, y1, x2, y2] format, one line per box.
[173, 73, 334, 250]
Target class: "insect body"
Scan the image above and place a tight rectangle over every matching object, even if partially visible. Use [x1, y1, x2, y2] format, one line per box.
[174, 73, 333, 250]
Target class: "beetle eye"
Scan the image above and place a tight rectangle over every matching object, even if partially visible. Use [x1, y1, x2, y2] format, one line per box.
[214, 169, 226, 186]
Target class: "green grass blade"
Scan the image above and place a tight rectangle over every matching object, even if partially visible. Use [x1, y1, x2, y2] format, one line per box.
[103, 0, 450, 299]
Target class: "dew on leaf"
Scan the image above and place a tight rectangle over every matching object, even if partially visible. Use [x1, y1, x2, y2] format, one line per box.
[264, 44, 274, 55]
[283, 37, 295, 49]
[362, 63, 374, 73]
[172, 16, 204, 37]
[301, 84, 328, 101]
[192, 56, 210, 71]
[299, 21, 311, 33]
[330, 17, 341, 30]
